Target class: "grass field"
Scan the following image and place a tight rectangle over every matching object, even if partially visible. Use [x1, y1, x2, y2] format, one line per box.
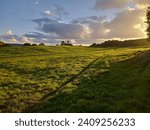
[0, 45, 150, 112]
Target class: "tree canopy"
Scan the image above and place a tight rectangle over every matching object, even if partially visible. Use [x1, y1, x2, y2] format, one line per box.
[39, 43, 45, 46]
[146, 7, 150, 41]
[24, 43, 31, 46]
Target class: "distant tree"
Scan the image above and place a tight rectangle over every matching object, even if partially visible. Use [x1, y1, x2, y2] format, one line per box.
[3, 44, 11, 47]
[24, 43, 31, 46]
[61, 40, 73, 46]
[0, 40, 4, 47]
[32, 44, 37, 46]
[61, 41, 65, 45]
[92, 43, 97, 46]
[146, 6, 150, 41]
[39, 43, 45, 46]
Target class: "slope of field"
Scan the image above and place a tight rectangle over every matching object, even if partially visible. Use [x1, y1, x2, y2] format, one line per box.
[0, 46, 150, 112]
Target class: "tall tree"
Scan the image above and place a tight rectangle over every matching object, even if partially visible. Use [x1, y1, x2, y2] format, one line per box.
[146, 7, 150, 41]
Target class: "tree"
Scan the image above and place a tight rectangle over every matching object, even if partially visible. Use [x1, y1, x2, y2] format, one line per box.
[39, 43, 45, 46]
[24, 43, 31, 46]
[61, 40, 73, 46]
[61, 41, 65, 45]
[32, 44, 37, 46]
[146, 7, 150, 41]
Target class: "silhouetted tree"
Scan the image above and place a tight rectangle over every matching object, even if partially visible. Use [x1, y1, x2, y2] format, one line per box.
[61, 41, 65, 45]
[91, 43, 97, 47]
[24, 43, 31, 46]
[61, 41, 73, 46]
[146, 6, 150, 41]
[32, 44, 37, 46]
[39, 43, 45, 46]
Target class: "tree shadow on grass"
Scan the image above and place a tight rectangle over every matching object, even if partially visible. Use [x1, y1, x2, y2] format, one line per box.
[25, 51, 150, 113]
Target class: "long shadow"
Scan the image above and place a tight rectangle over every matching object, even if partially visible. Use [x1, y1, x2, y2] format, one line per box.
[41, 56, 102, 101]
[25, 51, 150, 112]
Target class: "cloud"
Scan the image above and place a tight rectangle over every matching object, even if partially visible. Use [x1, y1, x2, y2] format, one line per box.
[53, 4, 69, 17]
[41, 4, 69, 19]
[0, 30, 33, 43]
[134, 0, 149, 6]
[94, 0, 130, 10]
[94, 0, 149, 10]
[71, 8, 146, 39]
[70, 7, 146, 39]
[32, 18, 88, 39]
[31, 5, 146, 42]
[40, 23, 87, 39]
[32, 18, 58, 27]
[6, 30, 13, 35]
[35, 2, 39, 5]
[71, 16, 106, 24]
[106, 8, 146, 39]
[133, 0, 149, 8]
[24, 32, 49, 39]
[88, 22, 109, 39]
[42, 10, 53, 16]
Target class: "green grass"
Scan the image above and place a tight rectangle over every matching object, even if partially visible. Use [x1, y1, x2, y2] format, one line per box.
[0, 46, 150, 112]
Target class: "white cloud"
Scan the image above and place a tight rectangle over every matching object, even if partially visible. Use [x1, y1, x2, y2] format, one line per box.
[6, 30, 13, 36]
[0, 31, 33, 43]
[106, 8, 146, 39]
[43, 10, 53, 16]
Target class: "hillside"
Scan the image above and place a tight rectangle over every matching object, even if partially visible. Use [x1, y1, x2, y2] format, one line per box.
[0, 46, 150, 112]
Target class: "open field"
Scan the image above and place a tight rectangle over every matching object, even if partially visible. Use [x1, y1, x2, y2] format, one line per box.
[0, 45, 150, 112]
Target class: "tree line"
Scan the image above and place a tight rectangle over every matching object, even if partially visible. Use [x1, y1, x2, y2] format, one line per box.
[90, 39, 149, 48]
[146, 6, 150, 41]
[23, 43, 45, 46]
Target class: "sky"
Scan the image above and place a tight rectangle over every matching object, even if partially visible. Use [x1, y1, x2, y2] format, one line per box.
[0, 0, 149, 45]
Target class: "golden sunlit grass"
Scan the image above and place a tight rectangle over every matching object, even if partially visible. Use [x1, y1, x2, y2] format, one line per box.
[0, 45, 150, 112]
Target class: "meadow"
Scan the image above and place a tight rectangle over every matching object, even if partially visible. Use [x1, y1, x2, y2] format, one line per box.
[0, 45, 150, 112]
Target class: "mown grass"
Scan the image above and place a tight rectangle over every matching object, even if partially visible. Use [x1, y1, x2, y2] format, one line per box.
[0, 46, 150, 112]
